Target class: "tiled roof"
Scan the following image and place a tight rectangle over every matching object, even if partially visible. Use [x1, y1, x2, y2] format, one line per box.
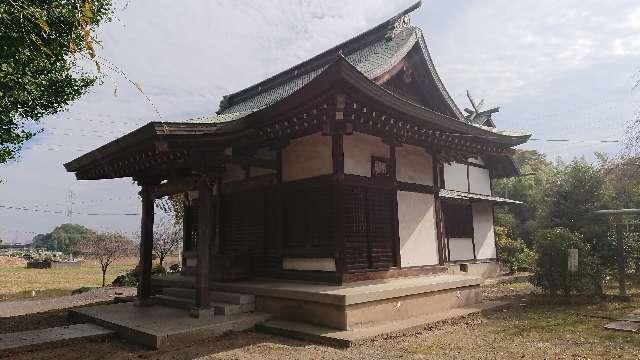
[199, 26, 422, 124]
[439, 189, 523, 205]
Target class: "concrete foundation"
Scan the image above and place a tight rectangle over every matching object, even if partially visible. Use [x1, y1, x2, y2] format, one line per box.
[202, 274, 482, 330]
[257, 300, 509, 347]
[446, 260, 506, 279]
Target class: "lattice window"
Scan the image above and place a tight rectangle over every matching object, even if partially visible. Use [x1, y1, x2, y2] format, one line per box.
[371, 156, 390, 178]
[443, 202, 473, 238]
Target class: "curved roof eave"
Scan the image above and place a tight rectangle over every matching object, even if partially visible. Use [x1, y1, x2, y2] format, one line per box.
[211, 55, 531, 146]
[413, 27, 466, 121]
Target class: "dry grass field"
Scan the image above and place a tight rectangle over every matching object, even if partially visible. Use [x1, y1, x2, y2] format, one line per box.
[0, 256, 137, 301]
[0, 256, 179, 301]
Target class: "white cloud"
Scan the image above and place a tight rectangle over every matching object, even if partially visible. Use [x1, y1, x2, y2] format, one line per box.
[1, 0, 638, 242]
[419, 0, 640, 103]
[0, 0, 414, 242]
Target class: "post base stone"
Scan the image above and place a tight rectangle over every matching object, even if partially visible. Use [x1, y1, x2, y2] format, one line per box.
[134, 298, 156, 307]
[190, 307, 215, 320]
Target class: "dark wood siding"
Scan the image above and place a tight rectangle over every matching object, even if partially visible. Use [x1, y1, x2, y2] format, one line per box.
[282, 178, 335, 256]
[221, 188, 265, 255]
[343, 184, 395, 272]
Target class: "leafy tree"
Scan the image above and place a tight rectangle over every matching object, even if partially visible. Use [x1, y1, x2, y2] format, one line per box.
[533, 228, 603, 296]
[31, 223, 94, 254]
[597, 153, 640, 209]
[75, 231, 135, 287]
[0, 0, 113, 163]
[495, 226, 535, 273]
[493, 150, 557, 246]
[546, 157, 605, 232]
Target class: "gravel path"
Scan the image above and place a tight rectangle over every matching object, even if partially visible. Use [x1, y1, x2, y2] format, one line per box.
[0, 287, 135, 317]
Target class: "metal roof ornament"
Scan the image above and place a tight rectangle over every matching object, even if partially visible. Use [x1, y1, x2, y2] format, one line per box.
[464, 90, 500, 127]
[386, 15, 411, 40]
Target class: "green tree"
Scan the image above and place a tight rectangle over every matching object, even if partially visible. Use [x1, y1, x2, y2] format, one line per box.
[546, 158, 604, 232]
[0, 0, 112, 163]
[495, 226, 535, 273]
[32, 223, 94, 254]
[533, 228, 603, 296]
[545, 158, 612, 270]
[493, 150, 557, 246]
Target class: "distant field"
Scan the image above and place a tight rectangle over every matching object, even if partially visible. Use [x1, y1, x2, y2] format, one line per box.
[0, 256, 178, 301]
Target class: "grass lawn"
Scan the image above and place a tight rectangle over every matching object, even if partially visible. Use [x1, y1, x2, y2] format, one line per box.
[6, 279, 640, 359]
[405, 283, 640, 359]
[0, 258, 136, 301]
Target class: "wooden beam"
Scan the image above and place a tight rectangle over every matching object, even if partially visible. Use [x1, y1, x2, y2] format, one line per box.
[152, 177, 198, 198]
[223, 154, 278, 170]
[137, 184, 155, 304]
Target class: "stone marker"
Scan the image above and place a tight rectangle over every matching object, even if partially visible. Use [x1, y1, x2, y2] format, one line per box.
[604, 320, 640, 332]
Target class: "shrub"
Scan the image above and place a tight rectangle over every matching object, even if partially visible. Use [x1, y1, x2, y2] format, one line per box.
[533, 227, 603, 296]
[169, 263, 181, 273]
[495, 226, 535, 273]
[112, 264, 167, 287]
[71, 286, 96, 295]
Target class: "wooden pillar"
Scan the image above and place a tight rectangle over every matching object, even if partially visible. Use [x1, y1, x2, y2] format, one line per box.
[137, 185, 155, 303]
[182, 197, 192, 251]
[194, 176, 214, 310]
[432, 158, 446, 265]
[613, 214, 627, 297]
[333, 93, 346, 281]
[389, 143, 400, 268]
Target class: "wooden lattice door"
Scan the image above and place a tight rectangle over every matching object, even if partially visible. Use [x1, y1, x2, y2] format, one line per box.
[343, 185, 395, 272]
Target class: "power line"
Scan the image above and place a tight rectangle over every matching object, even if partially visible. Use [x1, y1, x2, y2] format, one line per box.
[0, 204, 139, 216]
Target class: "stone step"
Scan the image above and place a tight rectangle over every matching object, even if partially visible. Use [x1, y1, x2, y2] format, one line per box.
[0, 323, 115, 355]
[154, 295, 254, 315]
[154, 294, 193, 310]
[161, 287, 255, 305]
[70, 302, 272, 349]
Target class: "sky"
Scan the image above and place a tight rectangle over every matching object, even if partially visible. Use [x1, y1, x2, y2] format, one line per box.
[1, 0, 640, 243]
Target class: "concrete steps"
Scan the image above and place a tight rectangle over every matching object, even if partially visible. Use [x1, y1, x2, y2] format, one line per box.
[0, 323, 115, 355]
[154, 287, 255, 315]
[71, 302, 271, 349]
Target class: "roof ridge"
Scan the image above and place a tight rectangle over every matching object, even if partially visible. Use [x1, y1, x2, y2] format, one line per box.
[216, 1, 422, 114]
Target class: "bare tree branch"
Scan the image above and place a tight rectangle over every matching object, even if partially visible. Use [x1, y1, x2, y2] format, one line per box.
[153, 218, 181, 268]
[75, 231, 135, 287]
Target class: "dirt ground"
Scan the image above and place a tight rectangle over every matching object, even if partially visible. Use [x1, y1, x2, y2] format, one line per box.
[4, 279, 640, 360]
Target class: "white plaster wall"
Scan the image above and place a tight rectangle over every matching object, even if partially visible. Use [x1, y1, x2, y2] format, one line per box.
[473, 202, 496, 259]
[343, 132, 389, 177]
[448, 237, 475, 261]
[222, 163, 245, 183]
[397, 191, 439, 267]
[396, 145, 433, 185]
[282, 133, 332, 182]
[282, 258, 336, 272]
[443, 162, 468, 192]
[469, 166, 491, 195]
